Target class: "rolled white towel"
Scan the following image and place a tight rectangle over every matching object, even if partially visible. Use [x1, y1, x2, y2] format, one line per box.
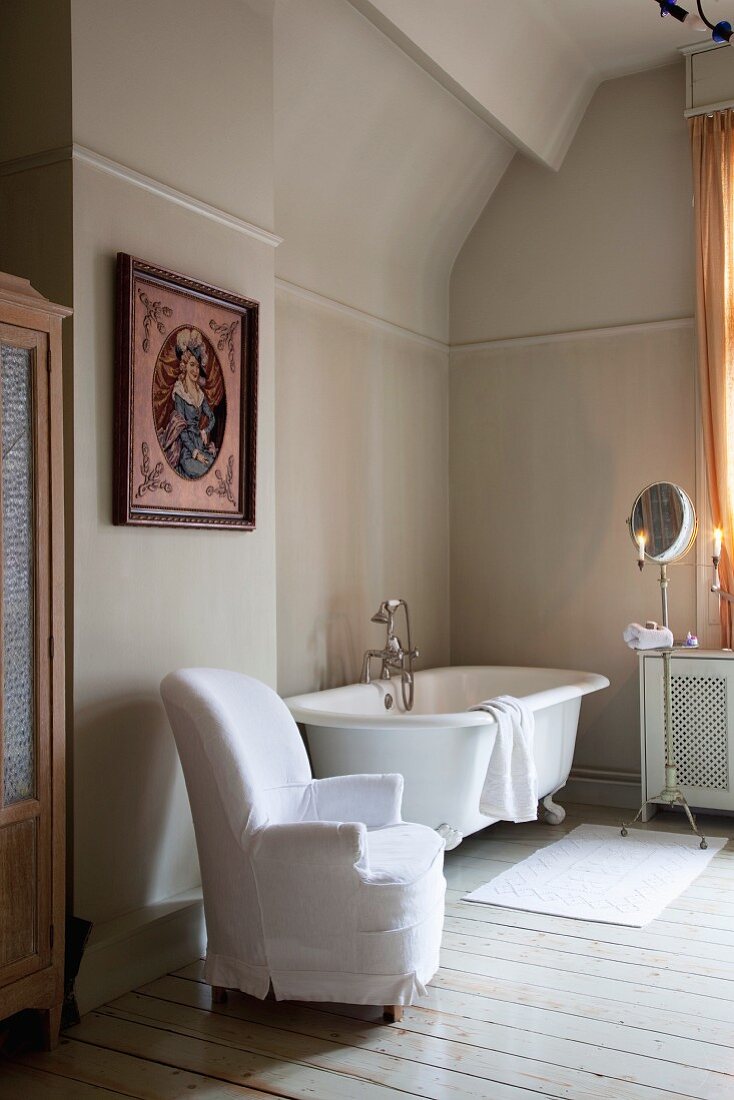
[623, 622, 673, 650]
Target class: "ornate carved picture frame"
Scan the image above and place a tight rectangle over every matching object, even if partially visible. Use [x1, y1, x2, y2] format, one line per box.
[114, 254, 258, 530]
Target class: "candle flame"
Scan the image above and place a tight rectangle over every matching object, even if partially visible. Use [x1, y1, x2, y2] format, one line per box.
[637, 533, 646, 547]
[715, 528, 723, 540]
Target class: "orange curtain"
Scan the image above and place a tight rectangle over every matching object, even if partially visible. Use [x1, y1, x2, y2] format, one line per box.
[690, 111, 734, 647]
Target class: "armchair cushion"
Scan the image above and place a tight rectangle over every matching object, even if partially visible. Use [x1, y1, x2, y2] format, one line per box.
[312, 773, 403, 828]
[362, 822, 444, 885]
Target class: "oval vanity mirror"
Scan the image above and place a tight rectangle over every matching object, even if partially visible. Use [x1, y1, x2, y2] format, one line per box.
[629, 481, 697, 564]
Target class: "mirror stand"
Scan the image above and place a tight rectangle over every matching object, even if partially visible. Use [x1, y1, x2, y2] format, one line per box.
[659, 563, 669, 631]
[621, 645, 707, 849]
[622, 483, 708, 849]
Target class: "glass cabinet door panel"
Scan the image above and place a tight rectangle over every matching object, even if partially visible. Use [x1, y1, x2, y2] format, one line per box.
[1, 343, 35, 806]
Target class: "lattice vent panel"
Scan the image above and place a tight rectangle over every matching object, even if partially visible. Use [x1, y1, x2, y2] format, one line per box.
[670, 674, 729, 790]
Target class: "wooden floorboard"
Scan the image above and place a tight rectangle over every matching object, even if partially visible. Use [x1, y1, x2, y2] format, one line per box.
[0, 1062, 127, 1099]
[12, 1039, 278, 1098]
[1, 803, 732, 1099]
[122, 975, 733, 1095]
[442, 912, 734, 980]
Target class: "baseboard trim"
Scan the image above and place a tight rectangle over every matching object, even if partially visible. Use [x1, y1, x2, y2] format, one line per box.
[562, 767, 642, 810]
[75, 887, 205, 1015]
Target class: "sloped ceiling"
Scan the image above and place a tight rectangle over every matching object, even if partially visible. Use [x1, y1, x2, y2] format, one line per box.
[348, 0, 707, 168]
[275, 0, 710, 339]
[275, 0, 513, 340]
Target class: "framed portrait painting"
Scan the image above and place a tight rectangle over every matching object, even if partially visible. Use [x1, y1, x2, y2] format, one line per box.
[114, 253, 258, 530]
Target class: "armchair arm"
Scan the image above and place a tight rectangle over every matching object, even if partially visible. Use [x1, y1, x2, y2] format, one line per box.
[251, 820, 368, 974]
[252, 819, 366, 868]
[312, 773, 404, 828]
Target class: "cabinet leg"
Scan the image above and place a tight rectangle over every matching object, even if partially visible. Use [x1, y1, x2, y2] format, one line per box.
[383, 1004, 404, 1023]
[212, 985, 228, 1004]
[39, 1003, 63, 1050]
[640, 802, 658, 823]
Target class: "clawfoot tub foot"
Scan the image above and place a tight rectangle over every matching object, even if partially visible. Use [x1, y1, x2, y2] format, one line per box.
[542, 794, 566, 825]
[436, 823, 463, 850]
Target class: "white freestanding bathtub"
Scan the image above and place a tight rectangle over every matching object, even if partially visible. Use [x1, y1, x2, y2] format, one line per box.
[285, 666, 609, 847]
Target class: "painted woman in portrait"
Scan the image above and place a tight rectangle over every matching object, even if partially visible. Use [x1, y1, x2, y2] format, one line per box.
[153, 327, 227, 480]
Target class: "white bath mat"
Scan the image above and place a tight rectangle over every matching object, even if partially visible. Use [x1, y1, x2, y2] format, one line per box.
[462, 824, 727, 927]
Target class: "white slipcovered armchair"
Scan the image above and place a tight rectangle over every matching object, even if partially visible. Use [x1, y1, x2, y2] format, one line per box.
[160, 668, 446, 1020]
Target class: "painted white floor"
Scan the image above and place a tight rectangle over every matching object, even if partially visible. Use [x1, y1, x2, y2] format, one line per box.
[3, 803, 734, 1098]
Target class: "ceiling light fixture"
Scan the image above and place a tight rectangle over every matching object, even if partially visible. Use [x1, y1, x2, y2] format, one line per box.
[654, 0, 734, 45]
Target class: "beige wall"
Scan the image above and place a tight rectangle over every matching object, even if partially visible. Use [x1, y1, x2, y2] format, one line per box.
[71, 165, 277, 923]
[66, 0, 277, 926]
[276, 288, 449, 697]
[449, 64, 697, 791]
[1, 1, 72, 163]
[451, 64, 694, 345]
[0, 0, 73, 308]
[0, 163, 73, 309]
[71, 0, 274, 230]
[450, 326, 697, 779]
[274, 0, 510, 692]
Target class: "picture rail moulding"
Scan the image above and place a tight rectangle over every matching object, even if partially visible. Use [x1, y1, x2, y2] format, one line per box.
[0, 146, 282, 250]
[450, 316, 695, 358]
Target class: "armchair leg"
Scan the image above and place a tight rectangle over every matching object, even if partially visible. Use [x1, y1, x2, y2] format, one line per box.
[383, 1004, 403, 1023]
[212, 985, 228, 1004]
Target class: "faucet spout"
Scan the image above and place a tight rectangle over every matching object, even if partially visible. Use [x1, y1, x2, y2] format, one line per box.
[360, 649, 384, 684]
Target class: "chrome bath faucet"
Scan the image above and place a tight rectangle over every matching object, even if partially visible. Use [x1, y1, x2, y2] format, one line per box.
[360, 598, 419, 711]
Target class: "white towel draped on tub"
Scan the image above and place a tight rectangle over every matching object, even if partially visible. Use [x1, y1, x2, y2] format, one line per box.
[469, 695, 538, 823]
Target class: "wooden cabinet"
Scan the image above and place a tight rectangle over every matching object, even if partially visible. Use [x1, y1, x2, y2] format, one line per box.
[0, 273, 70, 1048]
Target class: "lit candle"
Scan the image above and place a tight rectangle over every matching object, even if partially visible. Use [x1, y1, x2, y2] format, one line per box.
[714, 528, 723, 559]
[637, 532, 646, 563]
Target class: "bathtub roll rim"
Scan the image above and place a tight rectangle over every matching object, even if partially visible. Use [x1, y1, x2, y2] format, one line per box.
[284, 665, 610, 729]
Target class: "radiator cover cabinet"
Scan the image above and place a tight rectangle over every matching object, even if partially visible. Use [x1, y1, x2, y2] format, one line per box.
[640, 650, 734, 814]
